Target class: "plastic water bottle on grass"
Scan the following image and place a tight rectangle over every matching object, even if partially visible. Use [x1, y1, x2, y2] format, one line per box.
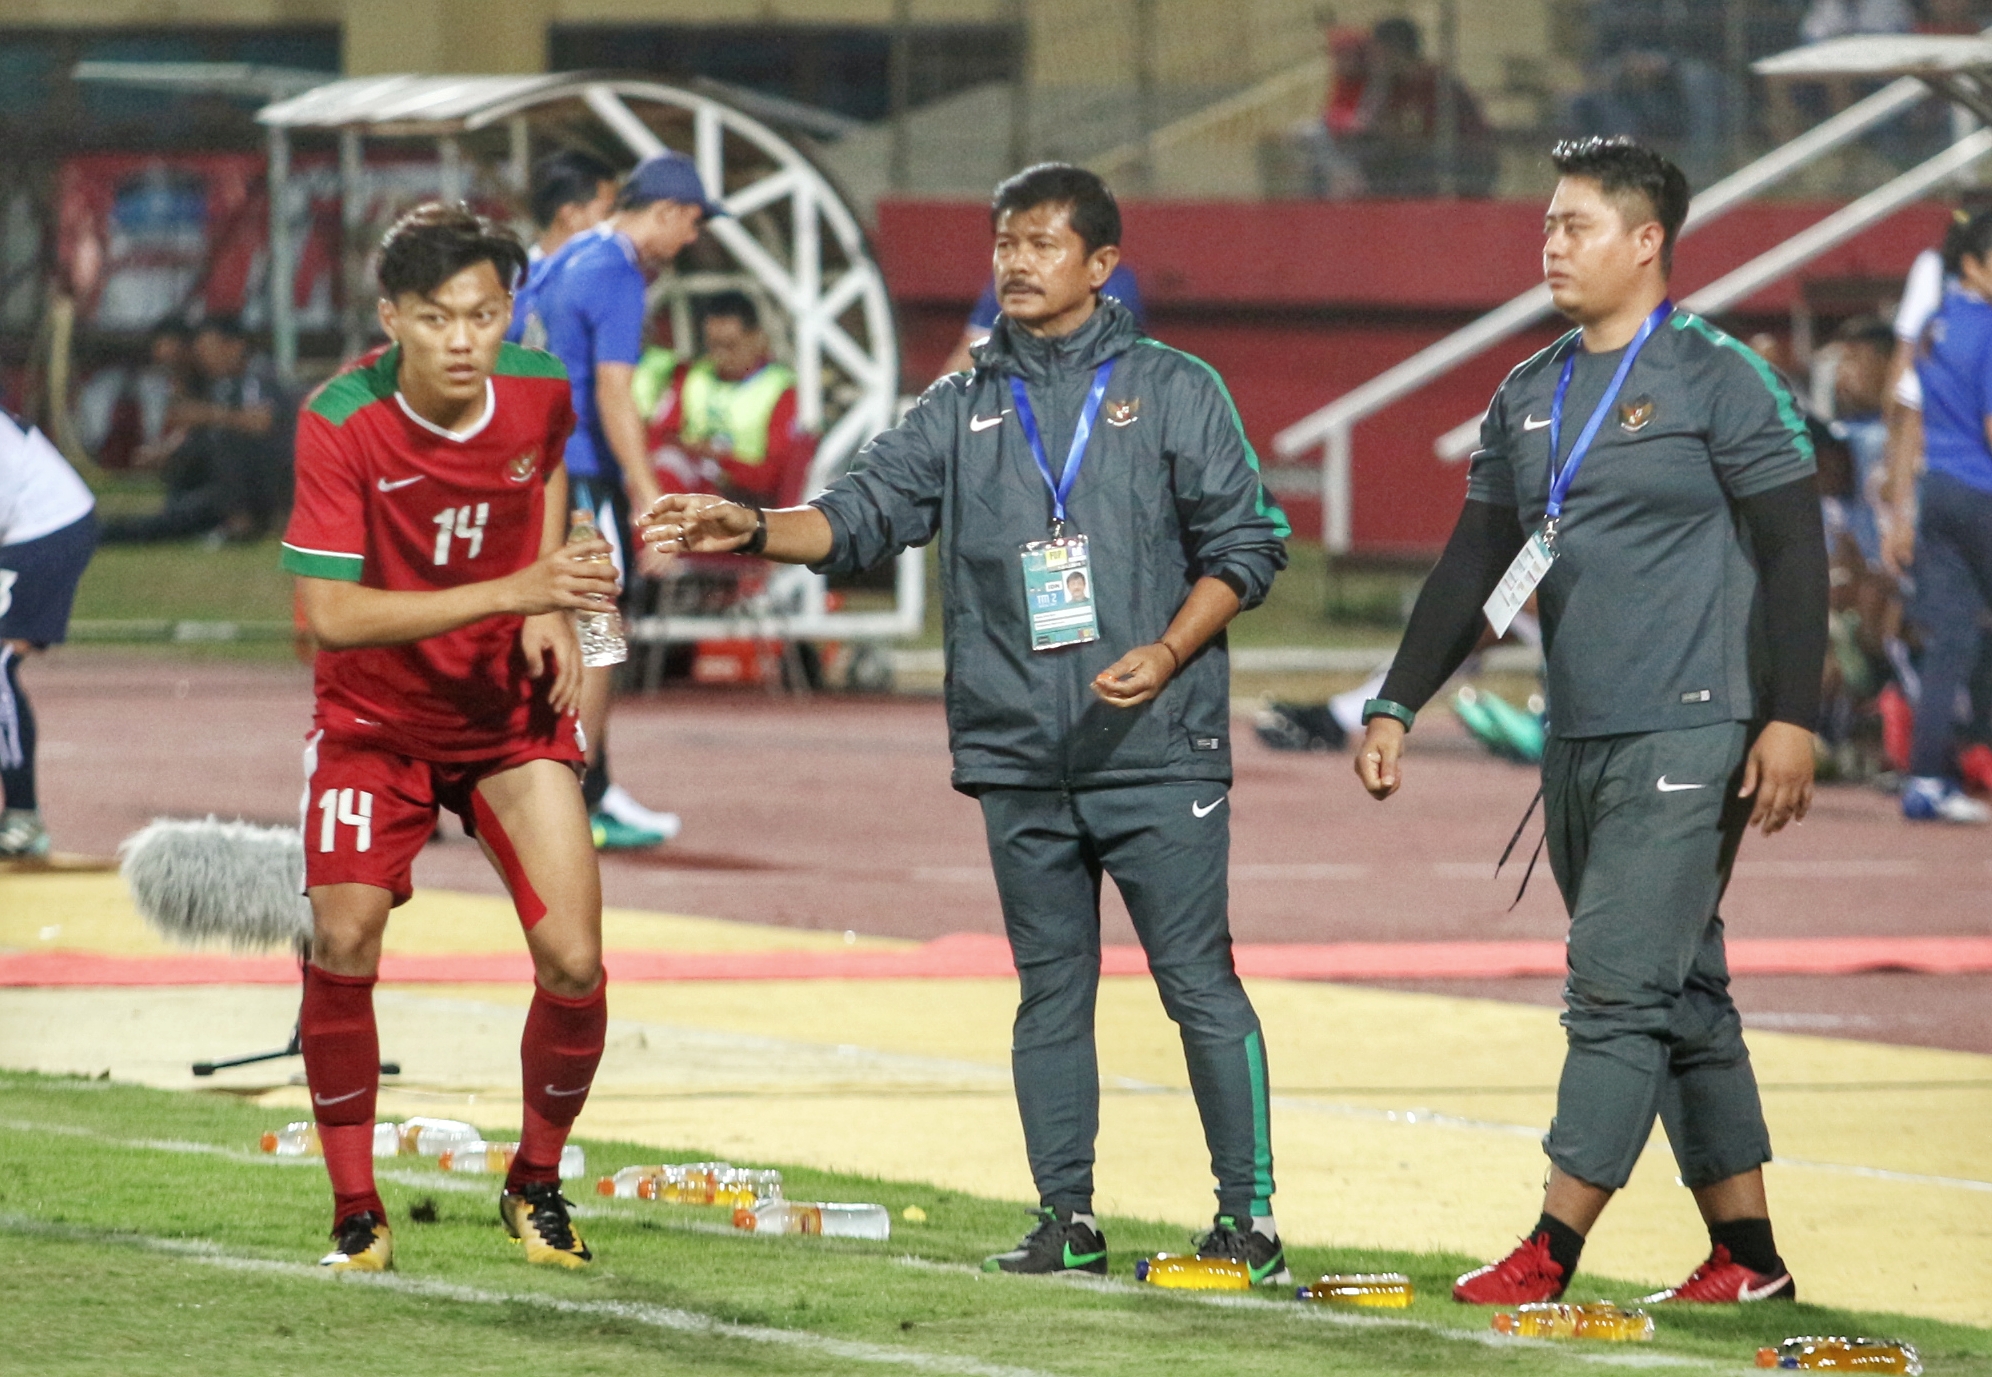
[261, 1122, 319, 1157]
[1135, 1254, 1250, 1290]
[1491, 1301, 1653, 1342]
[1756, 1337, 1921, 1373]
[1297, 1273, 1413, 1307]
[733, 1198, 890, 1239]
[567, 509, 627, 668]
[260, 1122, 401, 1158]
[439, 1142, 584, 1178]
[398, 1117, 479, 1156]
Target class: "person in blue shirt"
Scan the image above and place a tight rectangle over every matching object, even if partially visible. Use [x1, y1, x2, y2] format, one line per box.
[519, 151, 725, 848]
[939, 263, 1144, 377]
[510, 151, 617, 345]
[1905, 208, 1992, 824]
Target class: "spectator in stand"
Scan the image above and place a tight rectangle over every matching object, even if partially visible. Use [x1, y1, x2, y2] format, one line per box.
[101, 317, 293, 545]
[1917, 0, 1986, 34]
[941, 263, 1145, 377]
[1568, 1, 1727, 186]
[1301, 16, 1498, 199]
[1898, 208, 1992, 822]
[639, 292, 817, 510]
[1801, 0, 1914, 41]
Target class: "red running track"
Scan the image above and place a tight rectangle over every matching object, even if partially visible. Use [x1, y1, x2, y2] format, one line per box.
[8, 933, 1992, 987]
[18, 653, 1992, 1052]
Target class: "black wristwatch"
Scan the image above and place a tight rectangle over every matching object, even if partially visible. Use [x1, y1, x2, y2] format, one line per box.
[741, 505, 769, 556]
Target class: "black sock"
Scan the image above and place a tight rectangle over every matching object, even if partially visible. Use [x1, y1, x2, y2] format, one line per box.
[0, 645, 36, 811]
[582, 747, 609, 812]
[1534, 1212, 1586, 1281]
[1708, 1217, 1782, 1275]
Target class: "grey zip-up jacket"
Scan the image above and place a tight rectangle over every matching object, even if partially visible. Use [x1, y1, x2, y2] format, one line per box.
[811, 298, 1289, 793]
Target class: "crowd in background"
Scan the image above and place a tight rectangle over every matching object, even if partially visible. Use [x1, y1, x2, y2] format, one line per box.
[1302, 0, 1992, 201]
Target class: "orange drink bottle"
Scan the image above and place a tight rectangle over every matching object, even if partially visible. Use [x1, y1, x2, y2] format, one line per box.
[1296, 1273, 1413, 1307]
[1755, 1337, 1922, 1373]
[1135, 1254, 1251, 1290]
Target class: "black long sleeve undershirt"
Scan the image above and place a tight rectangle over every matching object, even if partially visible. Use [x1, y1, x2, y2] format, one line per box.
[1376, 498, 1525, 715]
[1735, 474, 1829, 730]
[1375, 476, 1829, 730]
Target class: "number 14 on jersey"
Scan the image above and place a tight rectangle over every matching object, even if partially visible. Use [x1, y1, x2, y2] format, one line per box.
[433, 503, 489, 566]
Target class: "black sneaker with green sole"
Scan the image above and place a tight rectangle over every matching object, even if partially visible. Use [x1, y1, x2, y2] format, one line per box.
[1196, 1214, 1290, 1286]
[982, 1207, 1108, 1276]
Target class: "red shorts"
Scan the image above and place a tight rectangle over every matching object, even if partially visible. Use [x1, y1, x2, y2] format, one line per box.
[301, 723, 584, 905]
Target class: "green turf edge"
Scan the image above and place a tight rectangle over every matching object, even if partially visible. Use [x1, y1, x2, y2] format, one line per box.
[1, 1069, 1986, 1377]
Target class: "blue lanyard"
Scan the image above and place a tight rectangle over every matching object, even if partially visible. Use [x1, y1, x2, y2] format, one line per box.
[1010, 361, 1115, 534]
[1545, 301, 1673, 527]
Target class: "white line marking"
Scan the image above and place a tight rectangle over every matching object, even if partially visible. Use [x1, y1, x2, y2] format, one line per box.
[1771, 1156, 1992, 1194]
[0, 1214, 1053, 1377]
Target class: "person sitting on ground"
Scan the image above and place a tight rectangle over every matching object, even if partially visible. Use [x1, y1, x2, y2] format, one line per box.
[100, 317, 293, 544]
[639, 291, 817, 511]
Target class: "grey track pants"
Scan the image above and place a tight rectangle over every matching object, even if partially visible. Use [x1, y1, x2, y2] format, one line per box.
[979, 782, 1275, 1220]
[1541, 721, 1773, 1192]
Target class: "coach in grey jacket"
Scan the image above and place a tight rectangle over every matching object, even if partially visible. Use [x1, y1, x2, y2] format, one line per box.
[640, 164, 1291, 1283]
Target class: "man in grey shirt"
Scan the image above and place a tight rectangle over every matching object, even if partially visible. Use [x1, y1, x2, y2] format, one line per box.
[640, 164, 1292, 1282]
[1355, 138, 1827, 1308]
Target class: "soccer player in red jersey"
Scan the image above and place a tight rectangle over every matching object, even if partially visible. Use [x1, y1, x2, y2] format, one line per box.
[281, 204, 620, 1273]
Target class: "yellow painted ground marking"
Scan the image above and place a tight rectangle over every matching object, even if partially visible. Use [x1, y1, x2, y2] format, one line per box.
[2, 880, 1986, 1323]
[0, 874, 907, 957]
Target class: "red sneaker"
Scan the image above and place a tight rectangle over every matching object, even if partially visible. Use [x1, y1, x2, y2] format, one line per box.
[1638, 1245, 1794, 1304]
[1452, 1232, 1567, 1304]
[1959, 743, 1992, 797]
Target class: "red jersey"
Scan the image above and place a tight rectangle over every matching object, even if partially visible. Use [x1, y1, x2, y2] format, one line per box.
[282, 343, 576, 761]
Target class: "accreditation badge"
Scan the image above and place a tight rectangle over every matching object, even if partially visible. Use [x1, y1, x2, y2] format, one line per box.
[1482, 526, 1556, 638]
[1020, 534, 1100, 651]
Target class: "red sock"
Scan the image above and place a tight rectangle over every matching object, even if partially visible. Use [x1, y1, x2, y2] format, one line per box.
[508, 979, 607, 1192]
[300, 964, 384, 1225]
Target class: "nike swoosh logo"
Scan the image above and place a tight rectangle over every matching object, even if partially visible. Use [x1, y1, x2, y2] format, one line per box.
[313, 1088, 367, 1106]
[376, 475, 424, 492]
[1737, 1273, 1792, 1302]
[1521, 415, 1552, 431]
[1191, 796, 1227, 818]
[544, 1084, 589, 1097]
[968, 412, 1008, 432]
[1248, 1254, 1284, 1284]
[1655, 776, 1704, 792]
[1062, 1242, 1107, 1268]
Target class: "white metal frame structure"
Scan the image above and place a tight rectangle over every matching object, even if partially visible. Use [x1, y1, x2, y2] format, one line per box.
[256, 73, 920, 646]
[1272, 34, 1992, 554]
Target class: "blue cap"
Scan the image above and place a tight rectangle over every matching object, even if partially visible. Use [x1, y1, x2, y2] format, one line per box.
[621, 152, 728, 218]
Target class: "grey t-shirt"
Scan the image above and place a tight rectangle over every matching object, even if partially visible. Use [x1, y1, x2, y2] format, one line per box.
[1467, 309, 1816, 739]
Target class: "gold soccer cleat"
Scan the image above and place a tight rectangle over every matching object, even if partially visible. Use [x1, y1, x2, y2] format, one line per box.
[501, 1183, 593, 1268]
[319, 1212, 393, 1272]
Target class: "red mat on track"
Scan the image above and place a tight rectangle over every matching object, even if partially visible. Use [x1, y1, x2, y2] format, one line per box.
[6, 933, 1992, 987]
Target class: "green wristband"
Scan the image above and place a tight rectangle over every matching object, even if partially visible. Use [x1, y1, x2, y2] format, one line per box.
[1361, 698, 1415, 731]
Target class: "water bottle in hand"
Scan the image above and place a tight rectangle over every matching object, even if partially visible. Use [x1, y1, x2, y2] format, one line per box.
[567, 509, 626, 668]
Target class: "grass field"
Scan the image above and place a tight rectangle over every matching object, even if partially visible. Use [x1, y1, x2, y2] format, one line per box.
[6, 1070, 1986, 1376]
